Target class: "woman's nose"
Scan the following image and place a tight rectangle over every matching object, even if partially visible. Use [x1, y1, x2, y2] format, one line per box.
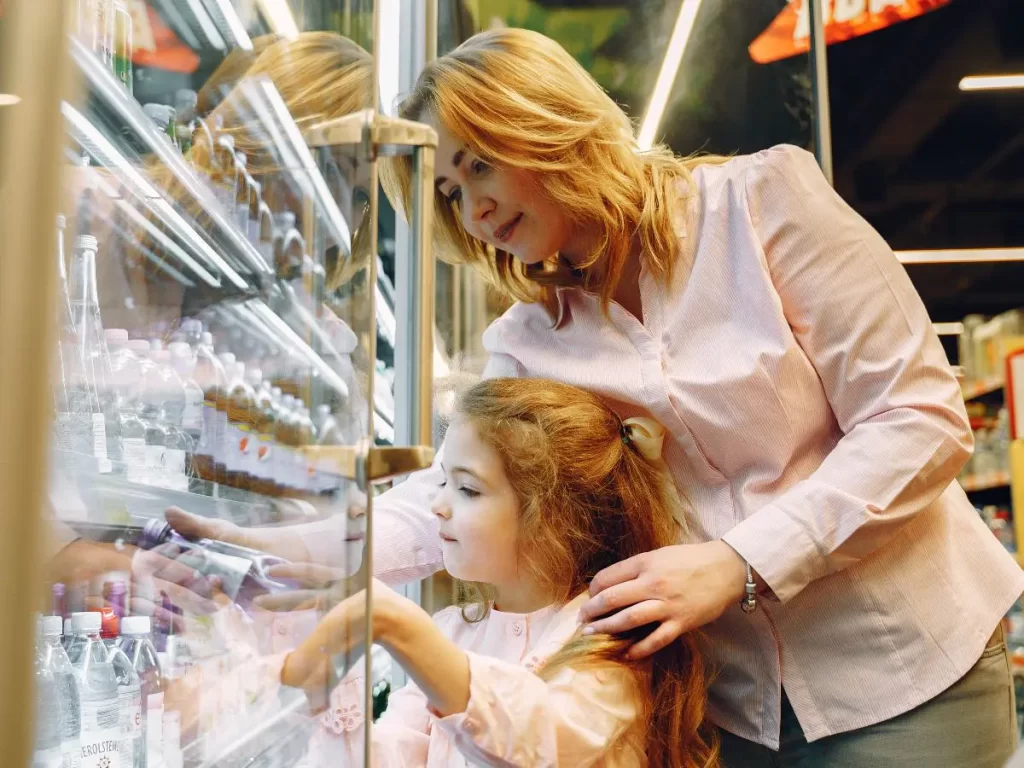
[462, 190, 494, 228]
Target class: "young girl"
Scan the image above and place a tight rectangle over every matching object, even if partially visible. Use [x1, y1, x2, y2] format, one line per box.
[280, 377, 719, 768]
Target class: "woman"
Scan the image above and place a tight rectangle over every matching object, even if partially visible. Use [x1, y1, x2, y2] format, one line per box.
[174, 27, 1023, 766]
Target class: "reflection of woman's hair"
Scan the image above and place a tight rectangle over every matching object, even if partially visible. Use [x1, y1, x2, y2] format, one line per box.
[455, 378, 718, 768]
[382, 27, 724, 317]
[151, 32, 374, 291]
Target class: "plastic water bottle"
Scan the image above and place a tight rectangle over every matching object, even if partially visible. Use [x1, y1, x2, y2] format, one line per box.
[67, 612, 123, 768]
[135, 345, 168, 487]
[65, 235, 114, 474]
[153, 349, 191, 491]
[40, 616, 82, 768]
[192, 333, 226, 483]
[101, 614, 143, 768]
[117, 617, 164, 768]
[34, 632, 64, 768]
[109, 335, 146, 482]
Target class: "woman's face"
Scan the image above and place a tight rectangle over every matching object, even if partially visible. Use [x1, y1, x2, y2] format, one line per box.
[431, 418, 521, 586]
[426, 114, 576, 266]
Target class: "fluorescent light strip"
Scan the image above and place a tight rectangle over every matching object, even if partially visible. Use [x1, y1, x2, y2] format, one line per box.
[0, 93, 20, 106]
[259, 80, 353, 248]
[959, 74, 1024, 92]
[116, 200, 219, 286]
[256, 0, 300, 39]
[637, 0, 703, 151]
[210, 0, 253, 50]
[378, 0, 401, 114]
[186, 0, 227, 50]
[896, 248, 1024, 264]
[933, 322, 964, 336]
[63, 101, 249, 289]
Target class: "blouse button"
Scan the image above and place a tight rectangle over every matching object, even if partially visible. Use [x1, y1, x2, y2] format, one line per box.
[512, 622, 523, 637]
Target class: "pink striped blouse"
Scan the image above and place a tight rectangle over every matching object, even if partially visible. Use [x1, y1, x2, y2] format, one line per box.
[367, 144, 1024, 748]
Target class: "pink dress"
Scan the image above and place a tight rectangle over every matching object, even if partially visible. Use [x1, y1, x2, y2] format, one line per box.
[296, 593, 645, 767]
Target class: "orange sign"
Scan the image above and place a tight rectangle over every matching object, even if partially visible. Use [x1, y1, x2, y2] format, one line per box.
[750, 0, 952, 64]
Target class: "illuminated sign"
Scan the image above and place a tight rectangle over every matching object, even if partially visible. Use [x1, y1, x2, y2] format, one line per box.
[750, 0, 952, 64]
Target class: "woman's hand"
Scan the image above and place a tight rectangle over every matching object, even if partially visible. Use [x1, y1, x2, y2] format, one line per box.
[579, 541, 748, 658]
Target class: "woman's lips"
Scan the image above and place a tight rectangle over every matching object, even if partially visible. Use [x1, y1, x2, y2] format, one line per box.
[494, 213, 522, 243]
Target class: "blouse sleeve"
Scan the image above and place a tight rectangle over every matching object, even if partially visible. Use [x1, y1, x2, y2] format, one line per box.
[434, 652, 641, 767]
[721, 144, 973, 602]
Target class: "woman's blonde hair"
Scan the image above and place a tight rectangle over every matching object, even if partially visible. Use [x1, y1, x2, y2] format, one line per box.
[383, 27, 720, 316]
[150, 32, 374, 291]
[454, 378, 718, 768]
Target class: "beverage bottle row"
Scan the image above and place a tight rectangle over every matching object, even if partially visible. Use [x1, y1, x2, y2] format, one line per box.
[34, 611, 176, 768]
[52, 220, 346, 498]
[140, 103, 310, 277]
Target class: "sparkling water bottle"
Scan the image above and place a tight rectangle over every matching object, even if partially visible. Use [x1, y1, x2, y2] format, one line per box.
[101, 614, 143, 768]
[34, 636, 64, 768]
[117, 617, 164, 768]
[67, 612, 123, 768]
[40, 615, 82, 768]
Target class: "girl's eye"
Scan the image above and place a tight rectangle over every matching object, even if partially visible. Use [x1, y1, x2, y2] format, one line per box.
[448, 187, 462, 205]
[458, 487, 480, 499]
[438, 479, 447, 489]
[471, 159, 489, 175]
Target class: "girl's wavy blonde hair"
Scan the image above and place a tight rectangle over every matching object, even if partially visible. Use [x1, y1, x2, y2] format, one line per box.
[382, 27, 721, 316]
[454, 378, 718, 768]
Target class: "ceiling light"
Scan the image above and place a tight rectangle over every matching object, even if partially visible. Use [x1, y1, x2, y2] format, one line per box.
[959, 74, 1024, 92]
[896, 248, 1024, 264]
[0, 94, 21, 106]
[637, 0, 703, 151]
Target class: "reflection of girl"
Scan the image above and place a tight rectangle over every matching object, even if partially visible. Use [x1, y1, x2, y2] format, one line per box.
[280, 378, 717, 768]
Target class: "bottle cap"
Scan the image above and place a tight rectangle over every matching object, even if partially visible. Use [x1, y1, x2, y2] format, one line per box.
[64, 618, 73, 636]
[201, 332, 214, 346]
[127, 339, 151, 355]
[75, 235, 99, 252]
[100, 607, 120, 640]
[40, 615, 64, 637]
[120, 616, 152, 636]
[217, 352, 236, 367]
[105, 328, 130, 344]
[71, 611, 102, 634]
[143, 103, 170, 128]
[150, 339, 164, 351]
[57, 214, 66, 229]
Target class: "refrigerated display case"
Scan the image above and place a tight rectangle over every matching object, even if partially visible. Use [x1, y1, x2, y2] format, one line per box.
[1, 2, 437, 766]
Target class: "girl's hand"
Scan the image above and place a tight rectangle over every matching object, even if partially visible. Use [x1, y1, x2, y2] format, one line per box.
[281, 579, 428, 692]
[579, 541, 748, 658]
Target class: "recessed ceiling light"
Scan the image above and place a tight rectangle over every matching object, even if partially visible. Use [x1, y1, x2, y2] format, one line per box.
[0, 94, 21, 106]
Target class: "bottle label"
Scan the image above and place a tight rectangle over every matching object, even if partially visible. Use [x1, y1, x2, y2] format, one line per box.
[145, 693, 164, 768]
[34, 746, 63, 768]
[145, 444, 166, 486]
[182, 391, 203, 432]
[118, 687, 142, 768]
[79, 697, 122, 768]
[55, 412, 73, 451]
[165, 448, 187, 485]
[215, 411, 227, 464]
[123, 438, 147, 484]
[91, 413, 109, 460]
[199, 402, 216, 453]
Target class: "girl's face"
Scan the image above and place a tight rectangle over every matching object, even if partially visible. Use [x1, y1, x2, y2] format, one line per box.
[431, 418, 522, 587]
[427, 114, 578, 266]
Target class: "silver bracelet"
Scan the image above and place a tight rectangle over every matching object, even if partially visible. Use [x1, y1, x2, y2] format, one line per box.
[740, 561, 758, 613]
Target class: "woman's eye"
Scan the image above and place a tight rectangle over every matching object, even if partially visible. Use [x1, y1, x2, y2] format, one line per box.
[471, 159, 489, 175]
[438, 479, 447, 489]
[448, 187, 462, 204]
[458, 487, 480, 499]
